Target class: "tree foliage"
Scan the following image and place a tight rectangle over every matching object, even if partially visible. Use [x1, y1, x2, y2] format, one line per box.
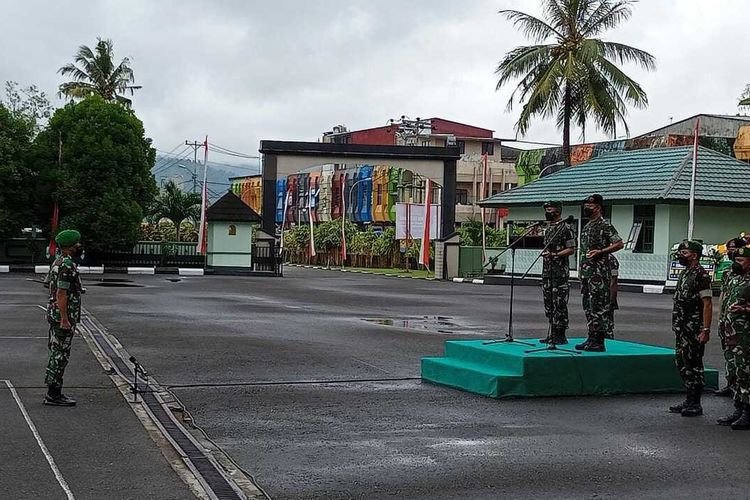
[149, 180, 201, 242]
[496, 0, 655, 164]
[3, 81, 53, 134]
[32, 96, 157, 251]
[739, 84, 750, 109]
[58, 37, 141, 106]
[0, 104, 35, 237]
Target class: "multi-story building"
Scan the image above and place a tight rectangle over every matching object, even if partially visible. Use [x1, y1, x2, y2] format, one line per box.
[322, 117, 520, 225]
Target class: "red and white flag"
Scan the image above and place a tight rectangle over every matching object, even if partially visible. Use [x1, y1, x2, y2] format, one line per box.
[48, 202, 59, 258]
[340, 178, 347, 261]
[308, 181, 316, 257]
[419, 178, 432, 269]
[197, 136, 209, 254]
[480, 153, 488, 261]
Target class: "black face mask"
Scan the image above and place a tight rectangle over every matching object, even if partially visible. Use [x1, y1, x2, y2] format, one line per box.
[732, 262, 744, 275]
[727, 251, 737, 261]
[544, 212, 556, 221]
[583, 207, 594, 218]
[677, 256, 690, 266]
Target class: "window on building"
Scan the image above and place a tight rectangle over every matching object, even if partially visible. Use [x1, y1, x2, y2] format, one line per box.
[228, 224, 237, 236]
[505, 183, 517, 191]
[481, 142, 495, 156]
[457, 140, 466, 155]
[633, 204, 655, 253]
[421, 139, 432, 147]
[376, 184, 383, 205]
[456, 189, 469, 205]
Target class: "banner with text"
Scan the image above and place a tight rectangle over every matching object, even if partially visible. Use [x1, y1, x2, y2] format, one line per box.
[396, 203, 441, 240]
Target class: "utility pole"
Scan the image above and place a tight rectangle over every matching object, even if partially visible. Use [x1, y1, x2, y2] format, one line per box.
[184, 140, 205, 193]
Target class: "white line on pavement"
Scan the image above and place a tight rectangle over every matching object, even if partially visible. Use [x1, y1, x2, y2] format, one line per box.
[2, 379, 75, 500]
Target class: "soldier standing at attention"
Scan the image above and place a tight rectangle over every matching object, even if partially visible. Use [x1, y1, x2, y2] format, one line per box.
[716, 237, 745, 397]
[718, 246, 750, 429]
[43, 229, 83, 407]
[606, 254, 620, 339]
[576, 194, 623, 352]
[669, 240, 712, 417]
[539, 201, 576, 345]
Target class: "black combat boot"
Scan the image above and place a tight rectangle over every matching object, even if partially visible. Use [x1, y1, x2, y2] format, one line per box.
[539, 330, 552, 343]
[583, 332, 606, 352]
[717, 400, 743, 425]
[714, 385, 732, 397]
[681, 388, 703, 417]
[553, 327, 569, 345]
[669, 391, 691, 413]
[731, 404, 750, 430]
[43, 386, 76, 407]
[575, 336, 592, 350]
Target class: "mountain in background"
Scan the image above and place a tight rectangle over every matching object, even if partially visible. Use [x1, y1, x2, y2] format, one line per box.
[152, 155, 261, 201]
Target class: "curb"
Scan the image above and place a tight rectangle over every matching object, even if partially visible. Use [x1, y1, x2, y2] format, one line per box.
[450, 276, 668, 294]
[0, 265, 9, 273]
[285, 263, 437, 281]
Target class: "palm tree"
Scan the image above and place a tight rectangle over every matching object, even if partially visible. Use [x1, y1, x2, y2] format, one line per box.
[150, 181, 201, 242]
[58, 38, 141, 106]
[496, 0, 655, 165]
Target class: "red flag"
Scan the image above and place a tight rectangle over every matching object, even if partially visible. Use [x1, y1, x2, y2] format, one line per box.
[419, 178, 432, 268]
[48, 202, 59, 257]
[340, 177, 347, 262]
[197, 136, 209, 254]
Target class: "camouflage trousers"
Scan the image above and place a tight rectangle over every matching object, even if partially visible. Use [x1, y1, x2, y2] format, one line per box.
[45, 324, 75, 389]
[542, 277, 569, 329]
[605, 297, 619, 338]
[673, 326, 705, 391]
[726, 345, 750, 403]
[581, 275, 611, 336]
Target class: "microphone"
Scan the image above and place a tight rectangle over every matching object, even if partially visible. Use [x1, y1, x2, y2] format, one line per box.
[129, 356, 148, 377]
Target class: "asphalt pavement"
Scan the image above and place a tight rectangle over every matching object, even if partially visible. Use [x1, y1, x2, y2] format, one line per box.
[4, 269, 748, 499]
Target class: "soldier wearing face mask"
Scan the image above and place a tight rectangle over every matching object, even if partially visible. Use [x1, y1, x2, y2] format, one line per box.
[716, 237, 746, 397]
[669, 240, 712, 417]
[539, 201, 576, 345]
[576, 194, 623, 352]
[717, 246, 750, 429]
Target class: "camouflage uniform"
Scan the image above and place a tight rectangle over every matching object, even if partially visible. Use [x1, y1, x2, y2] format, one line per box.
[722, 273, 750, 403]
[672, 264, 712, 392]
[579, 217, 622, 340]
[542, 220, 576, 331]
[44, 255, 82, 389]
[606, 254, 620, 338]
[719, 267, 737, 387]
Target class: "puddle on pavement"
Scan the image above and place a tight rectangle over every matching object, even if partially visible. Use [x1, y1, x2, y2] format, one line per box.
[165, 278, 182, 283]
[362, 316, 489, 335]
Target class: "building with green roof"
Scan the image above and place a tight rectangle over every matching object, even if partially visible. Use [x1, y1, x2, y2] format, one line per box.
[479, 146, 750, 282]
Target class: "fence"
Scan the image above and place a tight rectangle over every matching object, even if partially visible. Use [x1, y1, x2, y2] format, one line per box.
[87, 241, 205, 267]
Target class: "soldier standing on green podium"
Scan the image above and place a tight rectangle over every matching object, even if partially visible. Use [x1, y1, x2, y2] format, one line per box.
[539, 201, 576, 345]
[717, 246, 750, 429]
[43, 229, 84, 407]
[576, 194, 623, 352]
[669, 240, 712, 417]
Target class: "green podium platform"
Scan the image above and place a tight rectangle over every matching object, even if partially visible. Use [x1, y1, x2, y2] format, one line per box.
[421, 338, 719, 398]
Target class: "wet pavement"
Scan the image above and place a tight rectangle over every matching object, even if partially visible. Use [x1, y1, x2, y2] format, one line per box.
[4, 268, 749, 499]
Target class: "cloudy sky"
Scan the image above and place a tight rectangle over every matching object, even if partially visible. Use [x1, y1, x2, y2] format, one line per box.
[2, 0, 748, 161]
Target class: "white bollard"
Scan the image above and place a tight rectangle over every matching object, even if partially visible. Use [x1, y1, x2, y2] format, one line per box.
[35, 265, 50, 274]
[0, 265, 9, 273]
[178, 268, 204, 276]
[127, 267, 155, 275]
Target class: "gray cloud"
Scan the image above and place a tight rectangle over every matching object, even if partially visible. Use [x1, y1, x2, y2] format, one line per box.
[2, 0, 748, 161]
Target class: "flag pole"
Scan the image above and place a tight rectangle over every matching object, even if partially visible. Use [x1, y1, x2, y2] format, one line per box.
[481, 154, 488, 262]
[340, 175, 347, 267]
[197, 136, 209, 256]
[687, 118, 700, 240]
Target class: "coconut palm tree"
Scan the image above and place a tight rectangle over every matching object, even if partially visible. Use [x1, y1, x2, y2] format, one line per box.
[496, 0, 655, 165]
[58, 38, 141, 106]
[150, 181, 201, 242]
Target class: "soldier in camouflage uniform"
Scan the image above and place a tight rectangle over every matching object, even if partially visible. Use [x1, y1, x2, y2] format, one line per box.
[717, 246, 750, 429]
[43, 229, 84, 407]
[539, 201, 576, 345]
[576, 194, 623, 352]
[669, 240, 712, 417]
[606, 254, 620, 339]
[716, 237, 745, 397]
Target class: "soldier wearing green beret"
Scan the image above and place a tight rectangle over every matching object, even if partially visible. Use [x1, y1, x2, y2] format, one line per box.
[669, 239, 712, 417]
[576, 194, 623, 352]
[539, 201, 576, 344]
[43, 229, 84, 407]
[718, 246, 750, 429]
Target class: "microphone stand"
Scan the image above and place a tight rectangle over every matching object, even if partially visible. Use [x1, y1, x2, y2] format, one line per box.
[521, 219, 580, 355]
[483, 222, 541, 346]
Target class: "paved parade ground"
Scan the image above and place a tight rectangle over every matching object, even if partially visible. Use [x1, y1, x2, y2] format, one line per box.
[3, 268, 750, 499]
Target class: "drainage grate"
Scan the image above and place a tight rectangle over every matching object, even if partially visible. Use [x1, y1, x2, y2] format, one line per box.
[81, 316, 245, 500]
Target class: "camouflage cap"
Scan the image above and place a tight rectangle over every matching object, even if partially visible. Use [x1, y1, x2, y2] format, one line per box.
[736, 247, 750, 259]
[543, 201, 562, 210]
[55, 229, 81, 248]
[677, 239, 703, 255]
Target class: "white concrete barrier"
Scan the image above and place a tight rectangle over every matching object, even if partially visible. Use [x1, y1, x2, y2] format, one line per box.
[78, 266, 104, 274]
[643, 284, 665, 294]
[0, 265, 9, 273]
[452, 277, 464, 283]
[35, 265, 50, 274]
[472, 279, 485, 285]
[127, 267, 155, 275]
[178, 268, 204, 276]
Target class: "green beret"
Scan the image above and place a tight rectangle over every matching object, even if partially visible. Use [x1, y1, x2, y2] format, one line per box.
[55, 229, 81, 248]
[736, 247, 750, 258]
[678, 239, 703, 255]
[543, 201, 562, 210]
[584, 194, 604, 206]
